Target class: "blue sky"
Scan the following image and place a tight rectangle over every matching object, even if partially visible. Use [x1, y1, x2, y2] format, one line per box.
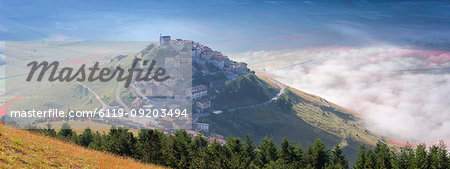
[1, 0, 449, 54]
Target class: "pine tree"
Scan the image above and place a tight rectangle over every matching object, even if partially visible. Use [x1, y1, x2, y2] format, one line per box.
[414, 144, 429, 169]
[256, 136, 278, 167]
[354, 145, 367, 169]
[57, 122, 75, 141]
[313, 138, 330, 169]
[374, 141, 393, 169]
[429, 145, 440, 169]
[243, 134, 257, 162]
[165, 130, 191, 168]
[88, 131, 105, 151]
[331, 144, 348, 169]
[190, 146, 213, 169]
[364, 148, 376, 169]
[436, 141, 449, 169]
[293, 143, 305, 168]
[396, 144, 415, 169]
[226, 137, 244, 154]
[429, 141, 449, 169]
[224, 136, 252, 168]
[279, 138, 295, 164]
[78, 128, 93, 147]
[305, 144, 315, 167]
[135, 129, 165, 164]
[264, 137, 278, 162]
[105, 126, 136, 157]
[208, 142, 227, 169]
[44, 123, 56, 137]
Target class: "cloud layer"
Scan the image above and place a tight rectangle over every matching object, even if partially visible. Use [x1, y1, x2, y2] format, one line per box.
[238, 45, 450, 143]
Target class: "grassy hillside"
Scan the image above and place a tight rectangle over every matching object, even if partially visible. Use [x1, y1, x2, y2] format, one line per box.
[203, 101, 341, 145]
[212, 73, 278, 110]
[286, 86, 379, 146]
[200, 74, 381, 163]
[0, 123, 162, 168]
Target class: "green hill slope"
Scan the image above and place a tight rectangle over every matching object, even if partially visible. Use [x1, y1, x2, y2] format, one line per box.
[199, 74, 380, 163]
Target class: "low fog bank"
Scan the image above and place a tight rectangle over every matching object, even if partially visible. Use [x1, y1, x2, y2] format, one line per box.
[237, 45, 450, 144]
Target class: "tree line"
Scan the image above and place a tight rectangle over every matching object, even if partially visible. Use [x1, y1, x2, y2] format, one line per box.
[27, 123, 449, 169]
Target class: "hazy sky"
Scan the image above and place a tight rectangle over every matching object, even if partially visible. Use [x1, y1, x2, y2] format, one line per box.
[1, 0, 449, 54]
[1, 0, 449, 143]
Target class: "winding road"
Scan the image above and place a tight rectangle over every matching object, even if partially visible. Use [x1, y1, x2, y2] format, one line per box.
[78, 57, 130, 112]
[227, 77, 285, 112]
[115, 81, 130, 111]
[113, 58, 131, 112]
[77, 82, 109, 110]
[194, 76, 285, 123]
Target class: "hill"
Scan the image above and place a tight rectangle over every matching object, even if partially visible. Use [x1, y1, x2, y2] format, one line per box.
[0, 123, 162, 168]
[1, 39, 383, 164]
[199, 73, 381, 163]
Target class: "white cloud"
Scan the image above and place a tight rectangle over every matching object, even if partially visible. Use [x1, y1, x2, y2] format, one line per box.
[239, 45, 450, 143]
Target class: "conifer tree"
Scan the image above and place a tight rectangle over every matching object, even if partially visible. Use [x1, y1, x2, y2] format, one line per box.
[313, 138, 330, 169]
[226, 137, 244, 154]
[436, 141, 449, 169]
[331, 144, 348, 169]
[396, 144, 415, 168]
[136, 129, 165, 164]
[429, 141, 449, 169]
[279, 138, 295, 164]
[224, 136, 252, 168]
[105, 126, 136, 157]
[44, 123, 56, 137]
[78, 128, 93, 147]
[57, 122, 75, 141]
[165, 130, 192, 168]
[256, 136, 278, 167]
[414, 144, 429, 169]
[374, 141, 393, 169]
[305, 144, 315, 167]
[88, 131, 105, 151]
[293, 143, 305, 168]
[354, 145, 367, 169]
[364, 147, 375, 169]
[244, 134, 257, 162]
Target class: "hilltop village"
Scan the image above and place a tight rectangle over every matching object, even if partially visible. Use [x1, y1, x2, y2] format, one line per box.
[122, 36, 251, 142]
[159, 35, 250, 136]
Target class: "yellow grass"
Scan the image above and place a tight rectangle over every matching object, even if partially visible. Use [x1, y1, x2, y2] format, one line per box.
[0, 123, 164, 168]
[287, 86, 380, 146]
[257, 74, 380, 146]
